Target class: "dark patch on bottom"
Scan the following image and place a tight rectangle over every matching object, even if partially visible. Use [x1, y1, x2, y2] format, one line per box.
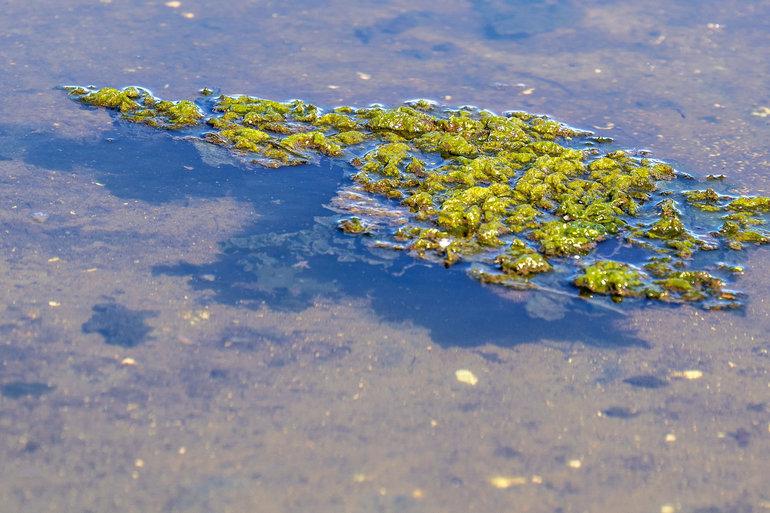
[494, 445, 522, 459]
[623, 453, 655, 472]
[694, 503, 754, 513]
[209, 368, 228, 379]
[219, 327, 288, 352]
[458, 402, 481, 413]
[729, 428, 751, 447]
[82, 303, 156, 347]
[623, 375, 668, 389]
[473, 350, 504, 364]
[1, 381, 54, 399]
[22, 440, 41, 453]
[601, 406, 639, 419]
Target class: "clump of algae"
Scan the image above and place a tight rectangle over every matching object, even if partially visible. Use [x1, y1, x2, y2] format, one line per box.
[65, 85, 770, 309]
[66, 86, 204, 129]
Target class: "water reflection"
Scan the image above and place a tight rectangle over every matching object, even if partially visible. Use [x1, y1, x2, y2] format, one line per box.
[22, 123, 649, 348]
[474, 0, 578, 41]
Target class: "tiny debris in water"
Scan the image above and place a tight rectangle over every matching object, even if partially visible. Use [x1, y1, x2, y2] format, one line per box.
[670, 369, 704, 380]
[489, 475, 527, 488]
[455, 369, 478, 385]
[31, 211, 49, 223]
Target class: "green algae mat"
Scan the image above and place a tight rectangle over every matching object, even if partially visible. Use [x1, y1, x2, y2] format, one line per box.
[65, 86, 770, 309]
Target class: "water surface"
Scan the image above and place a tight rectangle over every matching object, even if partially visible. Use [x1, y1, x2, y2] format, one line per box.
[0, 1, 768, 512]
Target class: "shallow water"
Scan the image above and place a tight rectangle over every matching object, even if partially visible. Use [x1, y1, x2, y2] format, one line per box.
[1, 1, 769, 512]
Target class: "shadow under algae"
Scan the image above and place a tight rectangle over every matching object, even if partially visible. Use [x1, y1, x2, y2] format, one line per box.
[0, 381, 55, 399]
[82, 303, 157, 348]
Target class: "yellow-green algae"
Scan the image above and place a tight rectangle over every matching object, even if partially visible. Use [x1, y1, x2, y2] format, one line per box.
[65, 85, 770, 309]
[338, 217, 371, 235]
[67, 86, 203, 129]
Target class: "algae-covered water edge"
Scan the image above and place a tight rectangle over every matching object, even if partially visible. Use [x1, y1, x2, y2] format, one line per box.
[65, 85, 770, 310]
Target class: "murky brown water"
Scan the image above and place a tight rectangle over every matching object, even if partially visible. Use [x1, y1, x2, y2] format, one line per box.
[0, 1, 768, 512]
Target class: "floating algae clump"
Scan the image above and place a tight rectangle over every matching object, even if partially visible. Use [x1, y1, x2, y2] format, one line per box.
[575, 261, 646, 300]
[338, 217, 371, 235]
[65, 85, 770, 309]
[67, 86, 204, 129]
